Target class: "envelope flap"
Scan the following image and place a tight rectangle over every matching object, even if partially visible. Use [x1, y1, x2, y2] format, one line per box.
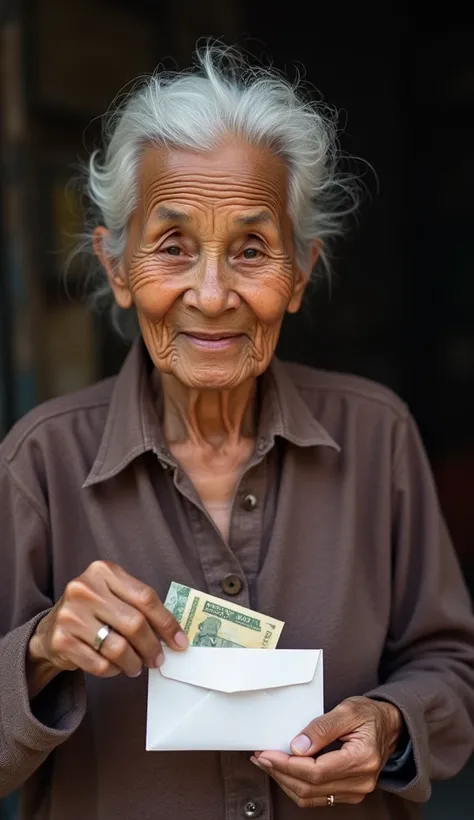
[159, 648, 321, 693]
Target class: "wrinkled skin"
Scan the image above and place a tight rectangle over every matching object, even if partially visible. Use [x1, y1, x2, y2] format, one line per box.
[252, 696, 402, 808]
[94, 139, 317, 539]
[95, 139, 312, 391]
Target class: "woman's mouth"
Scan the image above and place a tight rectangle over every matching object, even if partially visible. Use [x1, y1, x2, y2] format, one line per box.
[180, 332, 246, 351]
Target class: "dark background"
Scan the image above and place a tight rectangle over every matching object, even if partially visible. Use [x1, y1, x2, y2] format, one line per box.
[1, 1, 473, 817]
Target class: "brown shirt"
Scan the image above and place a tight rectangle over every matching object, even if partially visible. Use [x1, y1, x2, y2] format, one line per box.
[1, 340, 474, 820]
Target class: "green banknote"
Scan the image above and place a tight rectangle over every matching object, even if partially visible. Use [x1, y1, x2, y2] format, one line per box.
[164, 582, 284, 649]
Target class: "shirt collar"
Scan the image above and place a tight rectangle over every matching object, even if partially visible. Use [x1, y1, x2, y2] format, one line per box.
[258, 357, 340, 452]
[83, 338, 339, 488]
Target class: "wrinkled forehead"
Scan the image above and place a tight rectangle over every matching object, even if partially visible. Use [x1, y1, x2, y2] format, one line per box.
[136, 141, 290, 224]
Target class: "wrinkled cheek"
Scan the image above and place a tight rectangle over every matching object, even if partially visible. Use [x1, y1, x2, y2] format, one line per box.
[138, 317, 173, 365]
[131, 280, 180, 322]
[130, 279, 179, 359]
[248, 287, 289, 325]
[242, 266, 295, 323]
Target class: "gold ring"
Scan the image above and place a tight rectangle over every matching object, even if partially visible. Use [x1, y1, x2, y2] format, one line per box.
[326, 794, 335, 807]
[93, 624, 111, 653]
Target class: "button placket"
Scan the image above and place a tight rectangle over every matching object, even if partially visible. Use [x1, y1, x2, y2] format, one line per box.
[221, 751, 273, 820]
[219, 459, 272, 820]
[227, 460, 267, 594]
[173, 469, 247, 602]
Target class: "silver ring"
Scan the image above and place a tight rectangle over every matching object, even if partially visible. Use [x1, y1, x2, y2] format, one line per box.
[326, 795, 335, 807]
[93, 624, 111, 653]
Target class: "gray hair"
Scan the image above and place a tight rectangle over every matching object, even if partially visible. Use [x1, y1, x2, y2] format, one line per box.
[80, 44, 360, 336]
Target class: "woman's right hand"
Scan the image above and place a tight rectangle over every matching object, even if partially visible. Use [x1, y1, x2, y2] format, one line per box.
[26, 561, 188, 696]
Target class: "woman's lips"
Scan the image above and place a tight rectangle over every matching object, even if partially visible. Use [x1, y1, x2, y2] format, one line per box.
[181, 332, 245, 350]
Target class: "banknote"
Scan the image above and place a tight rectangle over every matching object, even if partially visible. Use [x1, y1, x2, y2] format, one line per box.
[164, 582, 284, 649]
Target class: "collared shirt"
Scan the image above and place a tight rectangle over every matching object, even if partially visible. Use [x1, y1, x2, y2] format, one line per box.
[1, 339, 473, 820]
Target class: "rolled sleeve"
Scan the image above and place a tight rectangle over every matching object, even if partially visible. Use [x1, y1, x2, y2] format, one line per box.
[0, 613, 86, 797]
[364, 414, 474, 802]
[366, 683, 429, 799]
[0, 459, 86, 797]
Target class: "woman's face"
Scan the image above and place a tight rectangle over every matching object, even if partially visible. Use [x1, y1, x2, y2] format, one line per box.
[97, 140, 316, 390]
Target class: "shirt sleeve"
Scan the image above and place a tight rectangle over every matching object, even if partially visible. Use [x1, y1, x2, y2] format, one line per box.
[364, 412, 474, 802]
[0, 458, 86, 799]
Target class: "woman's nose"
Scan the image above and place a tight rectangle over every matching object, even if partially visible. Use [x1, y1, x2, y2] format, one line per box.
[182, 258, 240, 316]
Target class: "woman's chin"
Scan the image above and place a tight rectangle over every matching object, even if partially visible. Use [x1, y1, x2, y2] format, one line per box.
[171, 360, 253, 391]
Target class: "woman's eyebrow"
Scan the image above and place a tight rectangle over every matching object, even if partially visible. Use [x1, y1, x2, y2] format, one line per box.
[155, 206, 191, 223]
[234, 211, 274, 227]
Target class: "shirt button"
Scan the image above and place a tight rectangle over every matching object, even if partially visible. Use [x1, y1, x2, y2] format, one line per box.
[242, 493, 258, 511]
[220, 574, 243, 596]
[244, 800, 262, 818]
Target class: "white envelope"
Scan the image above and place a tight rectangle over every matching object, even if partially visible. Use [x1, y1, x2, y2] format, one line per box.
[146, 647, 323, 752]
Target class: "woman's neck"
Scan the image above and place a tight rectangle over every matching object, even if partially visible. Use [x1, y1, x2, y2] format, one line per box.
[160, 373, 257, 451]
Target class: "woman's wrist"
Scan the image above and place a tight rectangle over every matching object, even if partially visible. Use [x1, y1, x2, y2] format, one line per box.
[372, 699, 404, 758]
[26, 629, 60, 700]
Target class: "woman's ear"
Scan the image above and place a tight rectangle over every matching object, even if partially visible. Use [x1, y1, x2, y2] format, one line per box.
[93, 226, 133, 309]
[287, 240, 322, 314]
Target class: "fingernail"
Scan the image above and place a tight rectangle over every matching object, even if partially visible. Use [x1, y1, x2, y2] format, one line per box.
[256, 757, 273, 769]
[154, 653, 165, 667]
[291, 734, 311, 754]
[131, 668, 143, 678]
[174, 631, 188, 649]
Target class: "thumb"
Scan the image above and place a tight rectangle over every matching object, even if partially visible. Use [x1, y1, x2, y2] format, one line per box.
[290, 702, 356, 756]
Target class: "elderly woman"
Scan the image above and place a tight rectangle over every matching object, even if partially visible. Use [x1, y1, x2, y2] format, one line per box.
[1, 46, 473, 820]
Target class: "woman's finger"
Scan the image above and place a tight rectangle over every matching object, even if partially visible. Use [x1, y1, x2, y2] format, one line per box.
[254, 751, 329, 782]
[58, 610, 145, 677]
[290, 699, 362, 757]
[91, 596, 164, 669]
[251, 757, 367, 797]
[279, 787, 362, 809]
[266, 775, 359, 810]
[63, 581, 164, 669]
[93, 624, 145, 677]
[50, 626, 122, 678]
[93, 562, 188, 651]
[255, 745, 367, 783]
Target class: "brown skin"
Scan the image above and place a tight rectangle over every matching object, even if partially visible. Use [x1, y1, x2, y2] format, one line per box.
[27, 138, 401, 806]
[27, 561, 188, 698]
[252, 697, 403, 807]
[95, 140, 314, 539]
[104, 140, 308, 390]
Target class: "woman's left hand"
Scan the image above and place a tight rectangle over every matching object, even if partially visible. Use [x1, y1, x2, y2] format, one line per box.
[251, 696, 403, 809]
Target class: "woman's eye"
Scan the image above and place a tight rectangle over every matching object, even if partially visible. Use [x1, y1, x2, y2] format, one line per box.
[242, 248, 260, 260]
[164, 245, 182, 256]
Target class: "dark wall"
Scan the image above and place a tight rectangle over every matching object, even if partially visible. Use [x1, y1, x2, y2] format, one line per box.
[243, 16, 474, 444]
[240, 15, 474, 584]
